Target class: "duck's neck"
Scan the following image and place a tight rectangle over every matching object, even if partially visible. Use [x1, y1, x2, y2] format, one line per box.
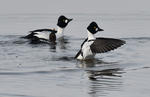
[56, 26, 64, 38]
[87, 30, 95, 40]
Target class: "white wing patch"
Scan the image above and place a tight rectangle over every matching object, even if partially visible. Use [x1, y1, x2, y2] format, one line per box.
[34, 32, 49, 40]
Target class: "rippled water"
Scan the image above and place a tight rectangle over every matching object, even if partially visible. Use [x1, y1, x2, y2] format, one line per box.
[0, 13, 150, 97]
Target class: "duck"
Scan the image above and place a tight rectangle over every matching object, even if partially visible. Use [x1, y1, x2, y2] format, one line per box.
[23, 15, 73, 43]
[75, 21, 125, 60]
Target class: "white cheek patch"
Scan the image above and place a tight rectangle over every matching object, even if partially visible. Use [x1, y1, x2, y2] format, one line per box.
[65, 19, 68, 23]
[95, 28, 98, 31]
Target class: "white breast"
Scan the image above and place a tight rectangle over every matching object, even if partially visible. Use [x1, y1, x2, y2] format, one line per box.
[77, 30, 96, 60]
[56, 26, 64, 38]
[77, 41, 95, 60]
[82, 41, 95, 59]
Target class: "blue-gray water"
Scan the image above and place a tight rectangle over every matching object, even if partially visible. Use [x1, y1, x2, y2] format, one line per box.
[0, 13, 150, 97]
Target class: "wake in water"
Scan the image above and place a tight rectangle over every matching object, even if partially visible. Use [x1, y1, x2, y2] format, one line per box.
[0, 35, 150, 71]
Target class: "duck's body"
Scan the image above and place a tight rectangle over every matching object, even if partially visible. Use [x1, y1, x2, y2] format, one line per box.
[75, 22, 125, 60]
[25, 29, 54, 39]
[24, 15, 72, 43]
[29, 29, 57, 44]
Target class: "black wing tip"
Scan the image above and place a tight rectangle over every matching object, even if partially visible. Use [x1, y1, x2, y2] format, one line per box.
[120, 39, 126, 44]
[123, 40, 126, 44]
[109, 39, 126, 51]
[29, 31, 33, 33]
[23, 32, 36, 39]
[119, 39, 126, 47]
[111, 39, 126, 49]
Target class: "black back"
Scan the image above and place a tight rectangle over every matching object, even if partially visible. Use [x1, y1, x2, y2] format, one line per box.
[30, 29, 56, 33]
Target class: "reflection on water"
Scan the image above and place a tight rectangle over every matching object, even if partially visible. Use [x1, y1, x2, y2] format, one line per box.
[49, 36, 70, 51]
[88, 72, 123, 97]
[51, 56, 75, 62]
[27, 36, 69, 50]
[49, 45, 56, 52]
[76, 59, 124, 97]
[87, 68, 123, 80]
[76, 59, 118, 68]
[0, 93, 36, 97]
[57, 36, 70, 49]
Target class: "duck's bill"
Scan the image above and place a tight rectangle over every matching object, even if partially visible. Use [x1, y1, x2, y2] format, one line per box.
[68, 18, 73, 22]
[98, 28, 104, 31]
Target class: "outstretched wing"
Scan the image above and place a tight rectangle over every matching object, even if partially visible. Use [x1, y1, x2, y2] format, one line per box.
[90, 38, 125, 53]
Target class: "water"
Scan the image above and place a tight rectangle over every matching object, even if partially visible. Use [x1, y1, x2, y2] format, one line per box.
[0, 13, 150, 97]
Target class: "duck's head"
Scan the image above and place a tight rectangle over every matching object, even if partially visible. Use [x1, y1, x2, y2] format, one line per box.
[87, 21, 104, 34]
[57, 15, 73, 28]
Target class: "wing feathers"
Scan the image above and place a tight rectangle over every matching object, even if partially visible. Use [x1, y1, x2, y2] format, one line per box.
[90, 38, 125, 53]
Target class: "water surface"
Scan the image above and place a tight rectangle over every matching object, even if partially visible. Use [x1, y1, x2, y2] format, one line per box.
[0, 13, 150, 97]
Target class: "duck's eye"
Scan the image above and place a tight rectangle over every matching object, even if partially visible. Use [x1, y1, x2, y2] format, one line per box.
[94, 26, 98, 31]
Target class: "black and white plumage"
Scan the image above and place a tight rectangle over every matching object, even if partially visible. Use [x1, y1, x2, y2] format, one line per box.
[23, 15, 73, 43]
[75, 22, 125, 60]
[29, 29, 57, 44]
